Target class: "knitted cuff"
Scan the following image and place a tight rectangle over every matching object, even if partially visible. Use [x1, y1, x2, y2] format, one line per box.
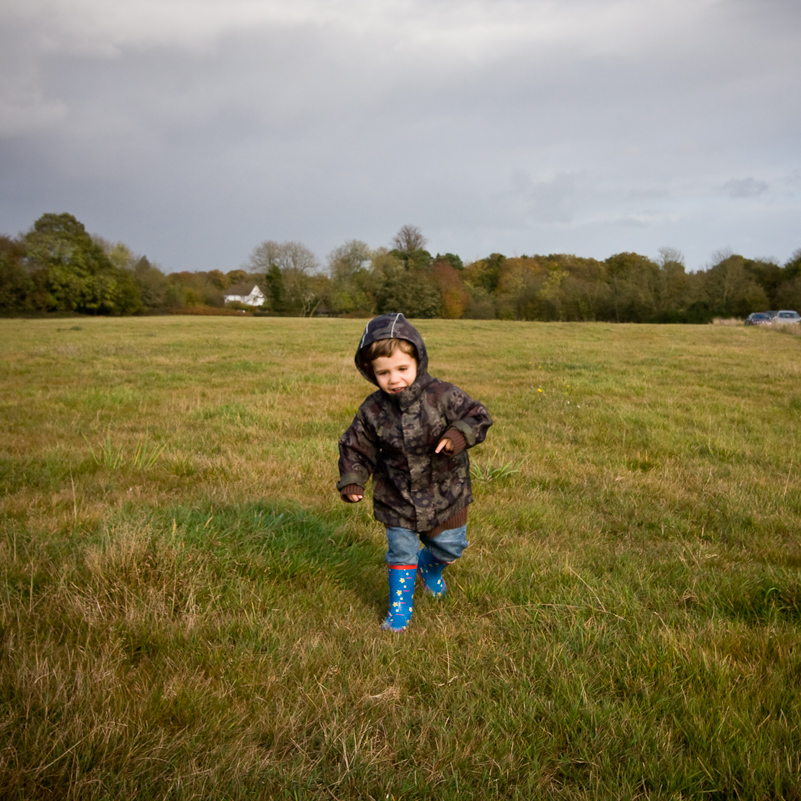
[442, 428, 467, 456]
[340, 484, 364, 503]
[429, 505, 468, 538]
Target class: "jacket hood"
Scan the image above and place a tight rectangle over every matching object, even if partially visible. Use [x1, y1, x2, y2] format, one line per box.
[355, 313, 429, 387]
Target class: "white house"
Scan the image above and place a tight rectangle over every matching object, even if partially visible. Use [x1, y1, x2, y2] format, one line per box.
[224, 284, 266, 307]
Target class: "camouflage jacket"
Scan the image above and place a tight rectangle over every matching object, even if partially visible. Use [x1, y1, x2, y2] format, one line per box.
[336, 314, 492, 533]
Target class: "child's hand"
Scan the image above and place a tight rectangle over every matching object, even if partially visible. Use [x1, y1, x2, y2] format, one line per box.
[435, 437, 453, 454]
[346, 493, 364, 502]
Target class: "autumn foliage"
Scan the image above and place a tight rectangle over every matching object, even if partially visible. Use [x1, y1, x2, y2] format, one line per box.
[2, 215, 800, 321]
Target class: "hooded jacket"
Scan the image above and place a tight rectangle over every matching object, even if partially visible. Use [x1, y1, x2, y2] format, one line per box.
[336, 313, 492, 533]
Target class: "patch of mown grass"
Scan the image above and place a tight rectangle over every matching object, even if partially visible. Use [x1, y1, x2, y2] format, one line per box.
[1, 318, 800, 799]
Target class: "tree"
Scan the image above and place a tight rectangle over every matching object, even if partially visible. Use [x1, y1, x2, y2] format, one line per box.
[373, 251, 440, 318]
[226, 269, 249, 285]
[264, 264, 286, 313]
[206, 269, 229, 290]
[553, 255, 611, 321]
[26, 213, 104, 311]
[391, 225, 427, 254]
[650, 247, 692, 321]
[0, 235, 47, 313]
[742, 258, 783, 308]
[327, 240, 372, 280]
[785, 249, 801, 280]
[133, 257, 168, 310]
[604, 252, 660, 322]
[775, 276, 801, 311]
[774, 249, 801, 310]
[463, 287, 496, 319]
[247, 240, 320, 275]
[96, 239, 137, 272]
[25, 213, 143, 314]
[435, 252, 464, 271]
[432, 259, 469, 319]
[702, 251, 768, 317]
[166, 271, 224, 309]
[493, 258, 546, 320]
[463, 253, 505, 295]
[282, 268, 326, 317]
[246, 239, 324, 315]
[536, 264, 568, 321]
[326, 240, 374, 316]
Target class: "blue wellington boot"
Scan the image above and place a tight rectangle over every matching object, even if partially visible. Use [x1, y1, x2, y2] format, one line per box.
[381, 566, 416, 632]
[417, 548, 449, 597]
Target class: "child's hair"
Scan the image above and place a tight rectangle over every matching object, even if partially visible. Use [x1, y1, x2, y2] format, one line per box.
[365, 337, 417, 364]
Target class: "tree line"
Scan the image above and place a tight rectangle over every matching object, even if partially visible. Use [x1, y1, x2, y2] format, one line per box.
[2, 214, 800, 322]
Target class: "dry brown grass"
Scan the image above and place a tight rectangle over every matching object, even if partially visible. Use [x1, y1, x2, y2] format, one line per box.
[1, 317, 800, 799]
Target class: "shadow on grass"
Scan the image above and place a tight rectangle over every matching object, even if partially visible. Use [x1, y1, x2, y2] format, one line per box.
[148, 500, 387, 614]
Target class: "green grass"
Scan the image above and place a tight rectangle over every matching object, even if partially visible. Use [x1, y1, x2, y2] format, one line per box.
[1, 317, 800, 799]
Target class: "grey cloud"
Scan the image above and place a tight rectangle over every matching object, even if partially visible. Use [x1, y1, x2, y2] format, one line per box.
[505, 170, 586, 225]
[614, 217, 651, 229]
[722, 178, 770, 199]
[1, 0, 800, 272]
[785, 170, 801, 192]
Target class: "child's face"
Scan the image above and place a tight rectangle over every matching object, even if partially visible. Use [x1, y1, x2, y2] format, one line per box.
[372, 349, 417, 394]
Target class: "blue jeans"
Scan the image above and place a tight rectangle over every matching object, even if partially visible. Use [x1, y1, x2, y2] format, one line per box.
[385, 525, 468, 566]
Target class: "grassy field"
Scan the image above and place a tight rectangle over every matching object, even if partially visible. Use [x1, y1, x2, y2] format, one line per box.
[1, 316, 800, 800]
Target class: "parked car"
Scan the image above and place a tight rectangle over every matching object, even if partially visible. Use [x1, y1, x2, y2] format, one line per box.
[773, 310, 801, 325]
[745, 312, 773, 326]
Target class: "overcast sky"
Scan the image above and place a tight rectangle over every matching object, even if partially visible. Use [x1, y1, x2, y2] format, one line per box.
[1, 0, 799, 273]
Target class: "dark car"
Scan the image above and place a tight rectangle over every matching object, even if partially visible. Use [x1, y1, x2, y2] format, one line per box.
[745, 312, 773, 326]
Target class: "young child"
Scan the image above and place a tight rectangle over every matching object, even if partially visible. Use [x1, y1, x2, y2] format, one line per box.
[337, 313, 492, 632]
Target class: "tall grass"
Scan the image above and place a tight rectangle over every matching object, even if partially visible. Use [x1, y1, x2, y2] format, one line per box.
[1, 317, 799, 799]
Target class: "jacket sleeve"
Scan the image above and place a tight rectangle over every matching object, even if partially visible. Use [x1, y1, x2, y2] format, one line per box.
[442, 385, 493, 449]
[336, 404, 380, 493]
